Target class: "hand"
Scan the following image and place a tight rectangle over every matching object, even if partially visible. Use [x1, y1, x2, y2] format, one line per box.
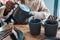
[33, 12, 46, 20]
[48, 15, 57, 20]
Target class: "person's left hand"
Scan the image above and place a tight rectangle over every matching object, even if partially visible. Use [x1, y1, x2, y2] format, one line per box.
[48, 15, 57, 20]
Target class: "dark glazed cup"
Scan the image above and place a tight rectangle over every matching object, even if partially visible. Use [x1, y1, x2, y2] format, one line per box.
[29, 19, 41, 35]
[44, 20, 58, 37]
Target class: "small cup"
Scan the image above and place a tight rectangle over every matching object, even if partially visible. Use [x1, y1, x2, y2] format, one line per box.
[29, 19, 41, 35]
[44, 20, 58, 37]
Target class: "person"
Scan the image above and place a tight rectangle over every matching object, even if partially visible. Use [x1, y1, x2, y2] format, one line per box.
[15, 0, 50, 20]
[2, 1, 15, 24]
[2, 0, 51, 24]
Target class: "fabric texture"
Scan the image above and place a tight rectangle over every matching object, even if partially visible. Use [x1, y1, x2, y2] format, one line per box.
[0, 27, 18, 40]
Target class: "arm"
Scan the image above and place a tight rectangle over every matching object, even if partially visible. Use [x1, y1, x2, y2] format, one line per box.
[33, 0, 50, 20]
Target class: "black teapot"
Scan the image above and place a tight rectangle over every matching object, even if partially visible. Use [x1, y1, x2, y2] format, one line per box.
[13, 4, 33, 24]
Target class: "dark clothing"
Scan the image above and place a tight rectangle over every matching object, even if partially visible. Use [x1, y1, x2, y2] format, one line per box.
[3, 9, 9, 16]
[4, 14, 13, 24]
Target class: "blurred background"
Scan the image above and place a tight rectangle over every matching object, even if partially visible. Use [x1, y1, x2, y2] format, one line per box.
[44, 0, 60, 19]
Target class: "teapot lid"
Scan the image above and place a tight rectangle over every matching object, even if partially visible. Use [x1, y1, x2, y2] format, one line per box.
[19, 3, 30, 12]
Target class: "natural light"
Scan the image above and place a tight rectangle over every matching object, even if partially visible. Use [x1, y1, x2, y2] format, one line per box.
[58, 7, 60, 19]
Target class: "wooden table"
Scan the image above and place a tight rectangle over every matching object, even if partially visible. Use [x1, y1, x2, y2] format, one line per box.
[3, 24, 60, 40]
[14, 25, 45, 40]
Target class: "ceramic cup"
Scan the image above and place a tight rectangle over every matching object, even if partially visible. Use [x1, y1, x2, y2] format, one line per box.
[44, 20, 58, 37]
[29, 19, 41, 35]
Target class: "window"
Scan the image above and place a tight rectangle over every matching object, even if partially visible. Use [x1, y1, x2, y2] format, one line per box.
[57, 0, 60, 19]
[44, 0, 54, 15]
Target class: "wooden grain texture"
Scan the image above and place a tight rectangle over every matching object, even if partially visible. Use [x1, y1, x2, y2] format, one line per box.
[3, 24, 60, 40]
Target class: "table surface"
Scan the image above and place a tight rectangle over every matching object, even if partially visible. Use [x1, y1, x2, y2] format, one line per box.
[2, 24, 60, 40]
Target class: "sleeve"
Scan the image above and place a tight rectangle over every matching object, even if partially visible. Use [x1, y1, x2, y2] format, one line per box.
[33, 0, 51, 20]
[38, 0, 48, 12]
